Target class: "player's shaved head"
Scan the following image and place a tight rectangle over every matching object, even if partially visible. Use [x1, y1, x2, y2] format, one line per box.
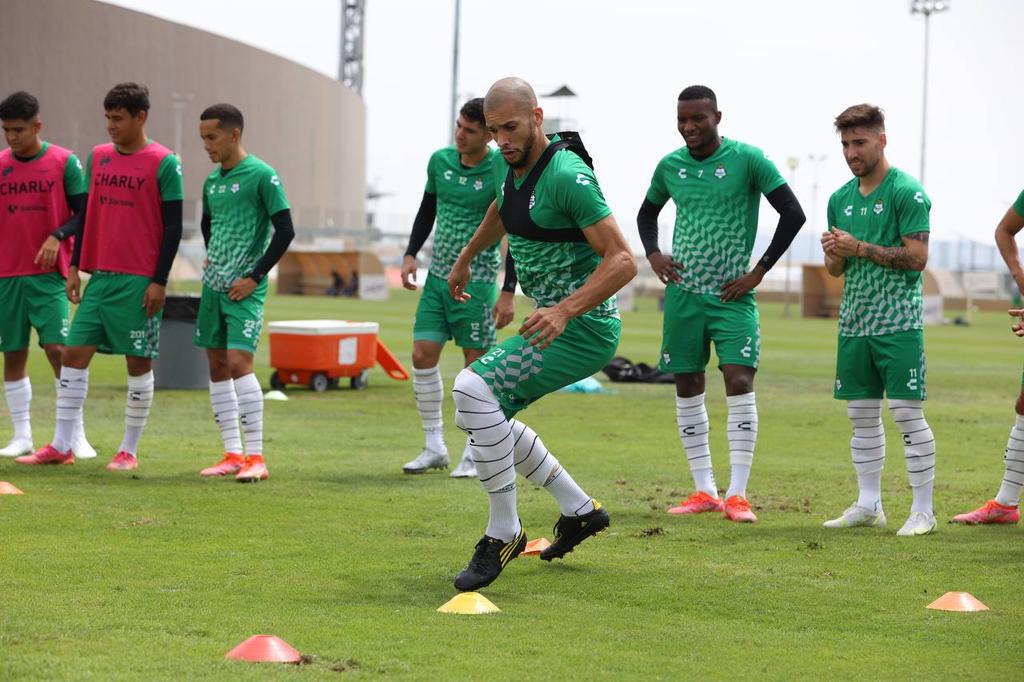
[484, 77, 537, 115]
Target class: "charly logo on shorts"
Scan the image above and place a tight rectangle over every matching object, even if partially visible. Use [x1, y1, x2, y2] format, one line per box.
[480, 345, 544, 392]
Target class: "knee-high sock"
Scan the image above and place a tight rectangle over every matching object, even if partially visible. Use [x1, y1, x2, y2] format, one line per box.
[413, 366, 446, 453]
[848, 399, 885, 511]
[61, 379, 88, 446]
[889, 399, 935, 514]
[676, 393, 716, 496]
[452, 369, 518, 542]
[119, 371, 154, 456]
[725, 392, 757, 499]
[509, 419, 594, 516]
[53, 367, 88, 453]
[996, 413, 1024, 507]
[234, 373, 264, 456]
[4, 378, 32, 443]
[209, 379, 242, 454]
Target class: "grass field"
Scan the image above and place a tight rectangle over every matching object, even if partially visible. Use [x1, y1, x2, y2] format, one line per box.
[1, 290, 1022, 680]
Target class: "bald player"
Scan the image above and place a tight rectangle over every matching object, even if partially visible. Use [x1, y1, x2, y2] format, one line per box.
[447, 77, 636, 591]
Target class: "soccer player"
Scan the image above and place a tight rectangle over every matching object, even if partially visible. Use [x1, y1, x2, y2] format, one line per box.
[447, 77, 637, 590]
[401, 98, 514, 478]
[636, 85, 805, 523]
[951, 191, 1024, 525]
[17, 83, 182, 469]
[194, 103, 294, 483]
[0, 91, 94, 459]
[820, 104, 936, 536]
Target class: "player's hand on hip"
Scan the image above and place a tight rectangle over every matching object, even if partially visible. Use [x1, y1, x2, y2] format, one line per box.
[519, 305, 568, 350]
[143, 282, 166, 317]
[647, 251, 685, 285]
[65, 267, 81, 304]
[493, 290, 515, 329]
[34, 236, 61, 270]
[228, 277, 257, 301]
[447, 259, 471, 303]
[401, 255, 419, 290]
[1009, 308, 1024, 337]
[719, 267, 764, 302]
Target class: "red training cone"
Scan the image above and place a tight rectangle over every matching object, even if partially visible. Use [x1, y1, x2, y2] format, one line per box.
[224, 635, 302, 663]
[0, 482, 24, 495]
[926, 591, 989, 612]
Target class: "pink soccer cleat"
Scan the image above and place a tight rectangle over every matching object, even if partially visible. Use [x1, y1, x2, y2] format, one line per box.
[15, 444, 74, 466]
[106, 451, 138, 471]
[951, 499, 1019, 525]
[200, 453, 244, 477]
[667, 491, 725, 515]
[723, 495, 758, 523]
[236, 455, 268, 483]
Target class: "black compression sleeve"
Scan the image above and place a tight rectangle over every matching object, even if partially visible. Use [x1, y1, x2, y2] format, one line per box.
[501, 250, 518, 293]
[405, 192, 438, 257]
[637, 198, 666, 256]
[246, 209, 295, 281]
[52, 194, 87, 241]
[756, 184, 806, 271]
[200, 213, 211, 248]
[70, 195, 88, 266]
[153, 200, 183, 286]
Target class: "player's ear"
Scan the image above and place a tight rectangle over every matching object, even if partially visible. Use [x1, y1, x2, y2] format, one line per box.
[878, 131, 887, 149]
[136, 110, 148, 125]
[714, 110, 722, 125]
[534, 106, 543, 127]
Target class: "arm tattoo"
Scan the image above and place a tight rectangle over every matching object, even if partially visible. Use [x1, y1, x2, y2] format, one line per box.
[862, 232, 928, 270]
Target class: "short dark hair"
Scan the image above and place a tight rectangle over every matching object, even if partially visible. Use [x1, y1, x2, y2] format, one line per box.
[103, 82, 150, 116]
[0, 91, 40, 121]
[200, 103, 245, 133]
[834, 104, 885, 133]
[459, 98, 486, 127]
[678, 85, 717, 108]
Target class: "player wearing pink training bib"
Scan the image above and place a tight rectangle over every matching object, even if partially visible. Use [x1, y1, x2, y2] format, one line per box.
[0, 91, 95, 460]
[18, 83, 183, 471]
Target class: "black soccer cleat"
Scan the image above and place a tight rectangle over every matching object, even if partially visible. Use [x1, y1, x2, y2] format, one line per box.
[453, 527, 527, 591]
[539, 500, 610, 561]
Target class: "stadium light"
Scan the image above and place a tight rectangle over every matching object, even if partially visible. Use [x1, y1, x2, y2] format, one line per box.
[784, 156, 799, 318]
[910, 0, 951, 184]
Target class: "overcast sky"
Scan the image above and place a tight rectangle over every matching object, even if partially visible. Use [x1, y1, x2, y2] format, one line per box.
[102, 0, 1024, 253]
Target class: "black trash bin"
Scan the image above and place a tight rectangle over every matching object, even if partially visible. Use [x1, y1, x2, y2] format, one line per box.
[152, 294, 209, 389]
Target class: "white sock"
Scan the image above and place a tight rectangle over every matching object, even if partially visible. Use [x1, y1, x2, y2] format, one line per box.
[234, 373, 264, 456]
[509, 419, 594, 516]
[996, 413, 1024, 507]
[53, 367, 88, 453]
[452, 369, 519, 542]
[209, 379, 242, 454]
[889, 399, 935, 514]
[118, 371, 154, 456]
[676, 393, 717, 496]
[725, 392, 757, 499]
[4, 377, 32, 443]
[848, 400, 885, 511]
[413, 366, 446, 453]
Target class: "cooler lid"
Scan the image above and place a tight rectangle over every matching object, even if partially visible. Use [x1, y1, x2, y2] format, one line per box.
[267, 319, 380, 335]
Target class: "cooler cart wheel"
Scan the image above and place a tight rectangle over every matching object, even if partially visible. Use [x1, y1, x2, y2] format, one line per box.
[351, 370, 369, 390]
[309, 372, 330, 392]
[269, 372, 284, 390]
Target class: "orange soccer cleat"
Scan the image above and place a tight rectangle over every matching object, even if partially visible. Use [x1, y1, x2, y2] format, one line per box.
[723, 495, 758, 523]
[236, 455, 268, 483]
[951, 499, 1020, 525]
[15, 444, 74, 466]
[106, 451, 138, 470]
[200, 453, 244, 477]
[667, 491, 724, 515]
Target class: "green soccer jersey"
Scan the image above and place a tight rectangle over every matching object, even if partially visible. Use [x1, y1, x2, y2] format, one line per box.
[645, 137, 786, 294]
[202, 154, 289, 292]
[1014, 189, 1024, 217]
[493, 140, 617, 316]
[425, 146, 501, 282]
[827, 166, 931, 337]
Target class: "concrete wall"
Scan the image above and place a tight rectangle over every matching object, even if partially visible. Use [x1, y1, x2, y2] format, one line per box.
[0, 0, 366, 241]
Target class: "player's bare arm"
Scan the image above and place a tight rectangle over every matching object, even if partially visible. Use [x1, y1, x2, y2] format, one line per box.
[829, 227, 928, 271]
[995, 206, 1024, 292]
[448, 200, 504, 301]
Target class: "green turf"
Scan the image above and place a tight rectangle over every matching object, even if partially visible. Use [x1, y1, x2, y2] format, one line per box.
[1, 291, 1022, 680]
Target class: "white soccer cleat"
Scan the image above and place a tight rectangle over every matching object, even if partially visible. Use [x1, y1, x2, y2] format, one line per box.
[896, 511, 937, 537]
[402, 448, 449, 474]
[71, 433, 97, 460]
[450, 448, 477, 478]
[0, 438, 34, 457]
[823, 504, 887, 529]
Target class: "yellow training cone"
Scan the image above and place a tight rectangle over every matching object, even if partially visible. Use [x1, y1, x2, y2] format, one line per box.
[926, 591, 989, 612]
[521, 538, 551, 556]
[437, 592, 501, 614]
[0, 482, 24, 495]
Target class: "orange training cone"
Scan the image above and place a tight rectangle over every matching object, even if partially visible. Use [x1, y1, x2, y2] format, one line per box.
[926, 591, 989, 612]
[521, 538, 551, 556]
[224, 635, 302, 663]
[0, 482, 24, 495]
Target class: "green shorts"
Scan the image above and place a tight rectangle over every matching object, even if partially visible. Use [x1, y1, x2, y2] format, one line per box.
[659, 287, 760, 374]
[470, 313, 620, 418]
[66, 272, 162, 358]
[413, 274, 498, 350]
[0, 273, 69, 352]
[193, 282, 267, 354]
[834, 329, 926, 400]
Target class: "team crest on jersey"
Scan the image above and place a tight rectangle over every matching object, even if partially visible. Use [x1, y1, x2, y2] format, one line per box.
[873, 200, 884, 215]
[99, 156, 111, 167]
[844, 205, 853, 217]
[528, 193, 536, 209]
[714, 164, 726, 179]
[2, 166, 12, 177]
[230, 183, 240, 193]
[473, 179, 483, 191]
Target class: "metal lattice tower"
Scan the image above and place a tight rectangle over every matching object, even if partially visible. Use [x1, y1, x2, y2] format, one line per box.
[339, 0, 365, 94]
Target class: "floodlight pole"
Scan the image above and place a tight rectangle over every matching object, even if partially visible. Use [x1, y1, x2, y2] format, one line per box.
[910, 0, 951, 185]
[449, 0, 461, 142]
